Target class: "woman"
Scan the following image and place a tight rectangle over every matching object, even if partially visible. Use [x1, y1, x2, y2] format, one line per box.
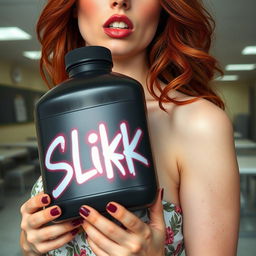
[20, 0, 240, 255]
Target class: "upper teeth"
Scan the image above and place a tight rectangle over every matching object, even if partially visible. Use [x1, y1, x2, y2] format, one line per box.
[109, 21, 128, 29]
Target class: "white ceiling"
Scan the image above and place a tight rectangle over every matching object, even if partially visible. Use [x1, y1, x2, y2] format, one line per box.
[0, 0, 255, 83]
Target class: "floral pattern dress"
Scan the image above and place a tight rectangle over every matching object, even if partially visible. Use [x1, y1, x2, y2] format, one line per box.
[31, 177, 184, 256]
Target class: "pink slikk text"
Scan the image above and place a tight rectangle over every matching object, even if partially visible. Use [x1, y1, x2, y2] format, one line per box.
[45, 122, 149, 198]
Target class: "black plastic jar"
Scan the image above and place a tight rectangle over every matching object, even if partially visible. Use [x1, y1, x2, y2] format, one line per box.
[35, 46, 158, 221]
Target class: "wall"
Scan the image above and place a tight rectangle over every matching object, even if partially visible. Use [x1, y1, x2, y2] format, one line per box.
[213, 81, 250, 121]
[249, 81, 256, 140]
[0, 60, 47, 142]
[0, 61, 46, 90]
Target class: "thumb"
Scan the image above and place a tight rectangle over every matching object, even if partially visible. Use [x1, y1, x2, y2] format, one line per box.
[149, 188, 165, 231]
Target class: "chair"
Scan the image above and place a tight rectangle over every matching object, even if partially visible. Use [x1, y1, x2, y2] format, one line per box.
[233, 113, 250, 139]
[5, 164, 35, 194]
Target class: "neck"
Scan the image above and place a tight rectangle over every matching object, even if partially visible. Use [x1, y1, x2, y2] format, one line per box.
[112, 51, 154, 101]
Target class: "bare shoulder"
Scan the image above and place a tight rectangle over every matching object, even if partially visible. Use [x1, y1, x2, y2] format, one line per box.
[164, 97, 237, 176]
[167, 97, 233, 141]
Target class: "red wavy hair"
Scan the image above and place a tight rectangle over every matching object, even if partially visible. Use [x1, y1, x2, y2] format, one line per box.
[37, 0, 224, 110]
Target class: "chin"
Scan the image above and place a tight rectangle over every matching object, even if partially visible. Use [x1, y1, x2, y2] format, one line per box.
[105, 43, 130, 54]
[86, 40, 145, 60]
[110, 47, 145, 62]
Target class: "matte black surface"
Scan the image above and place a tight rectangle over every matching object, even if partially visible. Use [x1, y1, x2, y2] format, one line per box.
[65, 46, 113, 77]
[35, 47, 158, 221]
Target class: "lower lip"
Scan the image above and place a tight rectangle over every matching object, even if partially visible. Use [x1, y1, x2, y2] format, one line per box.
[103, 28, 132, 39]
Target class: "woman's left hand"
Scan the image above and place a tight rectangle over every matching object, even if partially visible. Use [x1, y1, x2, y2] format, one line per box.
[79, 189, 165, 256]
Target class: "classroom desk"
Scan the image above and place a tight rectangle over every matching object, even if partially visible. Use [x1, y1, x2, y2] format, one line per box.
[0, 148, 28, 162]
[0, 148, 29, 179]
[237, 155, 256, 175]
[235, 139, 256, 149]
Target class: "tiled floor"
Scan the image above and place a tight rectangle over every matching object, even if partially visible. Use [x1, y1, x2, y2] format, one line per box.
[0, 176, 255, 256]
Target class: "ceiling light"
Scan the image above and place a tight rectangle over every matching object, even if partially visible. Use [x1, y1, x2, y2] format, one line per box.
[225, 64, 256, 71]
[215, 75, 239, 81]
[23, 51, 41, 60]
[0, 27, 31, 40]
[242, 46, 256, 55]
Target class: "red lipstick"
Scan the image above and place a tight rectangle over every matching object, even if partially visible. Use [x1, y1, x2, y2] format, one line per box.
[103, 15, 134, 39]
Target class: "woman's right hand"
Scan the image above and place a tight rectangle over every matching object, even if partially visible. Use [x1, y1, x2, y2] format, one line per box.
[20, 193, 83, 255]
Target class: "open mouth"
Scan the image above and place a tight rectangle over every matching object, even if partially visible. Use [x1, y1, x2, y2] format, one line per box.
[103, 15, 133, 38]
[108, 21, 129, 29]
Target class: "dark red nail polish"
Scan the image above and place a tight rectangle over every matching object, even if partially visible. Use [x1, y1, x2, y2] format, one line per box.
[71, 228, 79, 236]
[79, 206, 90, 217]
[107, 203, 117, 213]
[71, 218, 83, 226]
[41, 196, 48, 204]
[161, 188, 164, 200]
[50, 207, 60, 216]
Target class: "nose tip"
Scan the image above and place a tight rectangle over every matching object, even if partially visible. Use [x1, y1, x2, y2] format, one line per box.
[111, 0, 130, 9]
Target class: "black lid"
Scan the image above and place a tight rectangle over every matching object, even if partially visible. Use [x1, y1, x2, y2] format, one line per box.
[65, 46, 113, 73]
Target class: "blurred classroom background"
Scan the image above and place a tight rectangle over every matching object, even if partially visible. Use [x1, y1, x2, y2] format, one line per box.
[0, 0, 256, 255]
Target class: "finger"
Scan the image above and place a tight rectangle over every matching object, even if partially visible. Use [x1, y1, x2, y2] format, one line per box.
[28, 206, 62, 229]
[79, 206, 127, 244]
[148, 188, 165, 231]
[37, 218, 84, 241]
[87, 238, 109, 256]
[105, 202, 149, 236]
[20, 193, 51, 215]
[82, 221, 122, 255]
[33, 229, 80, 255]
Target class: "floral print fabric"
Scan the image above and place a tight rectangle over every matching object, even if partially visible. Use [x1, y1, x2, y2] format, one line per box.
[31, 177, 184, 256]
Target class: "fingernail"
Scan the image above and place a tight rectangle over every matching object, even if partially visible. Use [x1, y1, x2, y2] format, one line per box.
[71, 218, 84, 226]
[106, 203, 117, 213]
[41, 196, 48, 204]
[50, 207, 60, 216]
[79, 206, 90, 217]
[71, 228, 79, 236]
[161, 188, 164, 200]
